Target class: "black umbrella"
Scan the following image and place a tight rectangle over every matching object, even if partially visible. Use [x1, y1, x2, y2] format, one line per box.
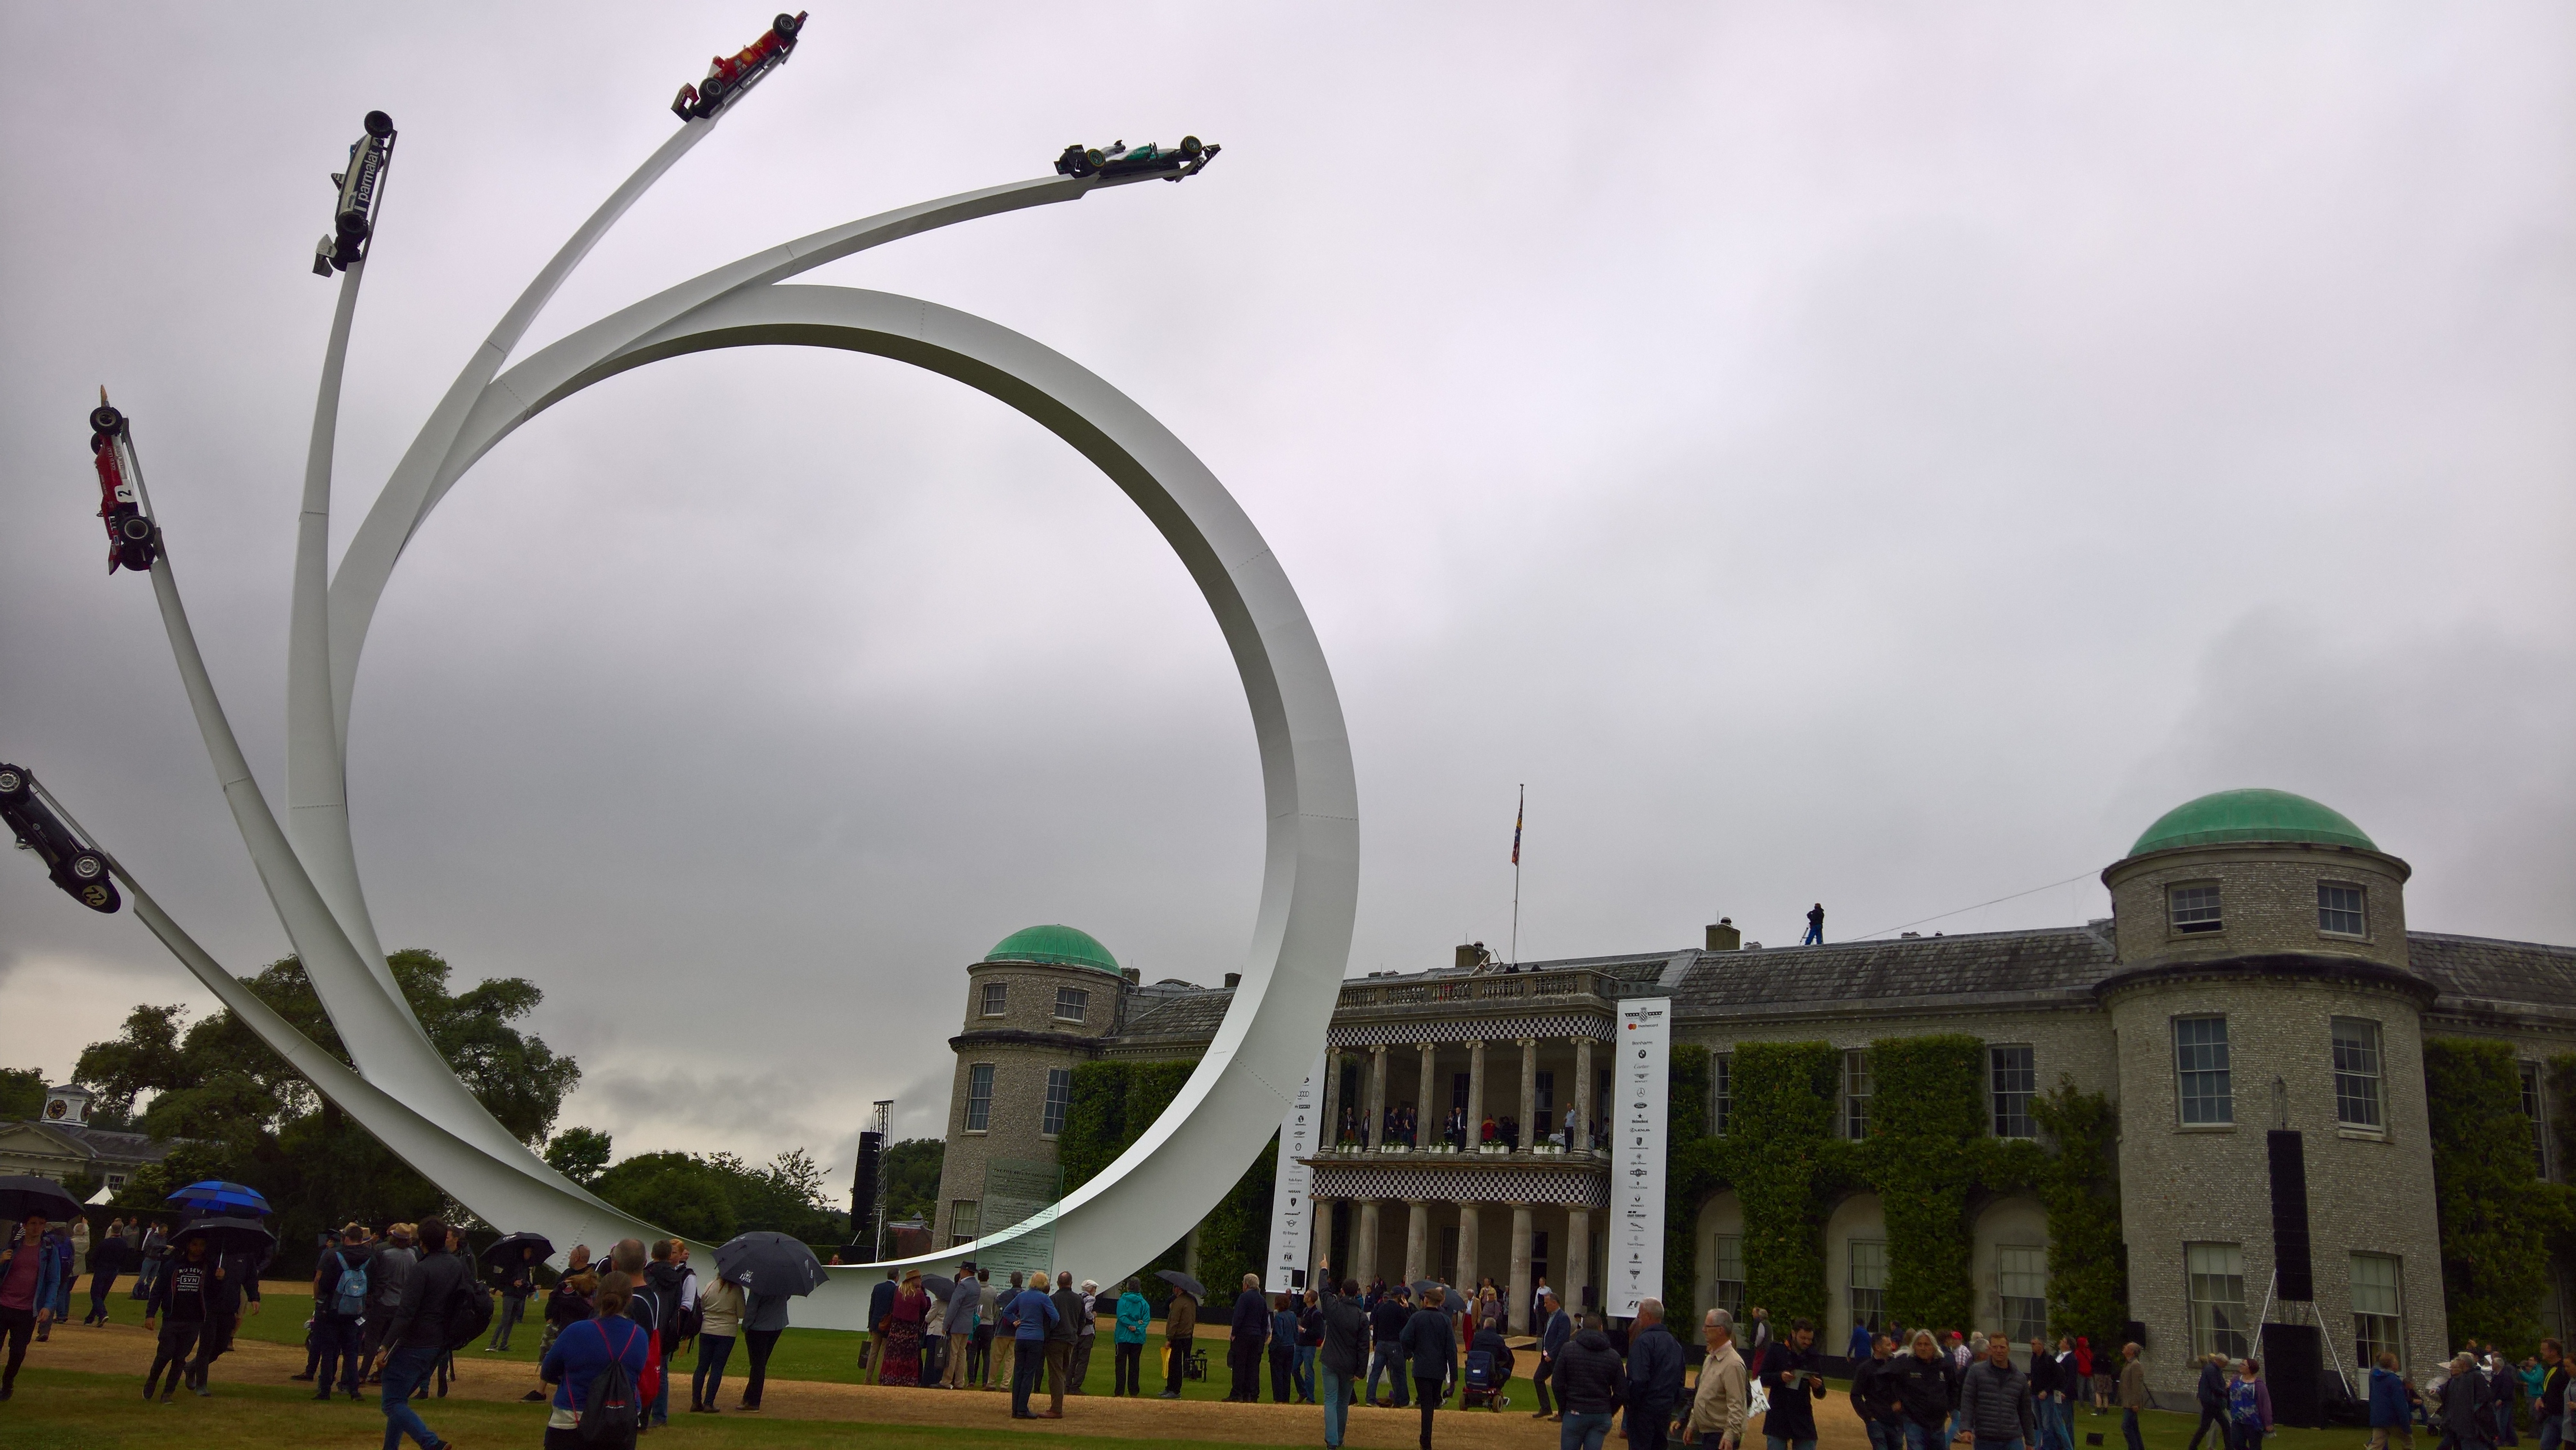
[714, 1231, 828, 1297]
[920, 1274, 957, 1301]
[0, 1175, 81, 1222]
[481, 1231, 555, 1270]
[1410, 1279, 1449, 1302]
[169, 1215, 276, 1256]
[1155, 1268, 1206, 1300]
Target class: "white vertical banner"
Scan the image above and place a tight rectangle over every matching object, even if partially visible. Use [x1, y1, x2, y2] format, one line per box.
[1267, 1046, 1329, 1293]
[1608, 997, 1671, 1318]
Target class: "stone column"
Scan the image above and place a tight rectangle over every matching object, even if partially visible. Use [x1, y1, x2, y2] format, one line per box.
[1419, 1040, 1438, 1146]
[1565, 1206, 1591, 1316]
[1368, 1045, 1388, 1147]
[1319, 1047, 1342, 1145]
[1355, 1200, 1382, 1286]
[1518, 1038, 1538, 1152]
[1309, 1195, 1336, 1286]
[1508, 1203, 1535, 1335]
[1466, 1039, 1487, 1147]
[1456, 1203, 1482, 1291]
[1574, 1035, 1595, 1151]
[1404, 1200, 1430, 1285]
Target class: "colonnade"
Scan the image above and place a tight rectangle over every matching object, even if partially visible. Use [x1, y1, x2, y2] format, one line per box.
[1306, 1194, 1593, 1336]
[1319, 1035, 1600, 1153]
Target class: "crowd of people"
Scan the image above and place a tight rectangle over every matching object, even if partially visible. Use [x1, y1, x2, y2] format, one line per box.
[1332, 1104, 1612, 1152]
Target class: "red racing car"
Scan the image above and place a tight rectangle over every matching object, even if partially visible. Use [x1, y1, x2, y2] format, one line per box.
[89, 398, 158, 575]
[0, 763, 120, 914]
[672, 12, 808, 120]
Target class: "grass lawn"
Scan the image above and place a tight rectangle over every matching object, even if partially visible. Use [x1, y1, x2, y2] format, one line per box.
[0, 1368, 1263, 1450]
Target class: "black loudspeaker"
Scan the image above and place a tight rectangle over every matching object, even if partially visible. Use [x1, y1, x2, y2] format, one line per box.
[2260, 1321, 2324, 1427]
[2267, 1130, 2315, 1302]
[849, 1130, 883, 1255]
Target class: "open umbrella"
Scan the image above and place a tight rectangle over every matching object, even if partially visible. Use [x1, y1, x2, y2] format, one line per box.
[169, 1215, 276, 1256]
[920, 1274, 957, 1301]
[1410, 1278, 1449, 1302]
[165, 1181, 271, 1215]
[714, 1231, 828, 1297]
[1155, 1268, 1207, 1300]
[0, 1175, 81, 1222]
[481, 1231, 555, 1270]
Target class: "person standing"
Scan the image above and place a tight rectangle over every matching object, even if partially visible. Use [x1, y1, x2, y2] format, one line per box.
[993, 1271, 1024, 1394]
[1072, 1278, 1100, 1393]
[2118, 1343, 2151, 1450]
[1802, 904, 1825, 946]
[690, 1271, 743, 1412]
[1959, 1333, 2036, 1450]
[1046, 1270, 1084, 1415]
[538, 1269, 650, 1449]
[738, 1286, 790, 1411]
[379, 1218, 464, 1450]
[2371, 1350, 2419, 1450]
[2030, 1338, 2067, 1450]
[362, 1224, 416, 1380]
[1531, 1289, 1573, 1420]
[1, 1213, 63, 1400]
[939, 1262, 979, 1389]
[1627, 1300, 1688, 1450]
[1369, 1285, 1414, 1407]
[1894, 1330, 1962, 1450]
[641, 1239, 696, 1427]
[141, 1230, 217, 1402]
[1854, 1333, 1905, 1450]
[1319, 1276, 1369, 1447]
[1228, 1273, 1270, 1402]
[311, 1224, 374, 1402]
[862, 1268, 896, 1383]
[1006, 1272, 1059, 1419]
[1685, 1309, 1748, 1450]
[1160, 1282, 1199, 1397]
[1401, 1285, 1460, 1450]
[1113, 1277, 1150, 1396]
[130, 1219, 164, 1302]
[83, 1216, 127, 1326]
[2188, 1353, 2230, 1450]
[488, 1242, 538, 1353]
[188, 1233, 262, 1393]
[2535, 1341, 2566, 1450]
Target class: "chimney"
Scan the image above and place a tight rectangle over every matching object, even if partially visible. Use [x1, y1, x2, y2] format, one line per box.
[1704, 918, 1742, 952]
[1121, 967, 1140, 986]
[1454, 942, 1493, 971]
[1223, 971, 1242, 991]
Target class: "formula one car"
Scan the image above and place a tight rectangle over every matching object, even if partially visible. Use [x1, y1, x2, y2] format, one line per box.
[313, 111, 397, 277]
[89, 395, 158, 574]
[0, 764, 121, 914]
[1053, 136, 1221, 183]
[672, 13, 808, 120]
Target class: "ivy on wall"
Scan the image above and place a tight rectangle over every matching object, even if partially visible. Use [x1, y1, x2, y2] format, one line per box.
[2423, 1038, 2566, 1356]
[1664, 1034, 2120, 1344]
[1058, 1059, 1273, 1311]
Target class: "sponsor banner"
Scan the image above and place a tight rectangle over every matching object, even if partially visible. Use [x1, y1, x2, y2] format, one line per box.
[1608, 997, 1670, 1318]
[1266, 1046, 1329, 1292]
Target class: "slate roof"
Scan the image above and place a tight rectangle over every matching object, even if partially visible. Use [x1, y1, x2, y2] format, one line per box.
[1667, 924, 2118, 1018]
[2410, 933, 2576, 1015]
[1120, 988, 1235, 1039]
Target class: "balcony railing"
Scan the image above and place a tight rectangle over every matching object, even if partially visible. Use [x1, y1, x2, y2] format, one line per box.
[1336, 967, 1616, 1012]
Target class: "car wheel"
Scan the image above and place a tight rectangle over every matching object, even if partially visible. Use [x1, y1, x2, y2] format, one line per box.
[0, 765, 25, 798]
[364, 110, 395, 140]
[91, 404, 124, 435]
[119, 514, 155, 543]
[68, 850, 107, 883]
[774, 12, 801, 37]
[698, 74, 725, 110]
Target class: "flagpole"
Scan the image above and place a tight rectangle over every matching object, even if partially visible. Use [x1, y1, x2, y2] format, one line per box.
[1511, 783, 1524, 965]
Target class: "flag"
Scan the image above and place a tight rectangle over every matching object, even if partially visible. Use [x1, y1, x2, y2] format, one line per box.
[1511, 787, 1523, 866]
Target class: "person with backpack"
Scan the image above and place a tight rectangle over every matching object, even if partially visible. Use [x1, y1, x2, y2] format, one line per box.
[362, 1224, 416, 1379]
[542, 1269, 652, 1449]
[379, 1218, 469, 1450]
[311, 1223, 373, 1402]
[641, 1238, 698, 1426]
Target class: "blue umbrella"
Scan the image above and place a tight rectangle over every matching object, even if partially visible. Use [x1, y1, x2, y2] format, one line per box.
[165, 1181, 270, 1215]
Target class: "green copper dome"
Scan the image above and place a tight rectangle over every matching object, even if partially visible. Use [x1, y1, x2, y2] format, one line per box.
[2129, 789, 2376, 857]
[984, 924, 1122, 975]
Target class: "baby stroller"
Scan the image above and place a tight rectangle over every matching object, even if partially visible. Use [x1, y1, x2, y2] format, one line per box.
[1461, 1348, 1511, 1410]
[1181, 1344, 1208, 1381]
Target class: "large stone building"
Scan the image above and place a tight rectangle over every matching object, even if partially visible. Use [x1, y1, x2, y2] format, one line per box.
[931, 790, 2576, 1394]
[0, 1082, 174, 1194]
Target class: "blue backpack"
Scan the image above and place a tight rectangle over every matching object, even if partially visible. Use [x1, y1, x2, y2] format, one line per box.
[329, 1250, 371, 1317]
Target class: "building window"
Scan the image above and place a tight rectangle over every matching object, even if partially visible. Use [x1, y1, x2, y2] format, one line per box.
[1990, 1045, 2037, 1139]
[1848, 1238, 1888, 1336]
[1041, 1067, 1072, 1136]
[965, 1063, 994, 1132]
[2170, 884, 2224, 935]
[1711, 1234, 1746, 1320]
[2522, 1063, 2550, 1180]
[1537, 1071, 1556, 1119]
[105, 1173, 127, 1192]
[1453, 1072, 1472, 1112]
[1053, 985, 1089, 1023]
[981, 980, 1008, 1017]
[2351, 1253, 2402, 1371]
[2187, 1243, 2249, 1360]
[1713, 1053, 1732, 1137]
[2331, 1018, 2384, 1130]
[951, 1199, 979, 1246]
[2175, 1017, 2233, 1125]
[1997, 1244, 2048, 1344]
[2319, 882, 2367, 937]
[1843, 1049, 1873, 1140]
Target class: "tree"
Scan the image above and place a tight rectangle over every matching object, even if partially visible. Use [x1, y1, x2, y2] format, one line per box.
[0, 1066, 46, 1122]
[881, 1138, 945, 1224]
[73, 948, 580, 1271]
[589, 1147, 849, 1245]
[545, 1127, 614, 1185]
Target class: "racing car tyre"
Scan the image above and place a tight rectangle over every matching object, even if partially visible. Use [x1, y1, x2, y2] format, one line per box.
[364, 110, 396, 140]
[697, 74, 725, 111]
[774, 12, 801, 36]
[0, 765, 26, 799]
[91, 405, 124, 436]
[67, 850, 107, 883]
[118, 514, 156, 543]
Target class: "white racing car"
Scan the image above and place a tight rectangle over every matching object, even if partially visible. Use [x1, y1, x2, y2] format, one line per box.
[314, 110, 397, 276]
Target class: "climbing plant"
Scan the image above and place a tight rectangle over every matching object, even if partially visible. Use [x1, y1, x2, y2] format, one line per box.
[2423, 1038, 2565, 1356]
[1867, 1035, 1987, 1332]
[2028, 1076, 2125, 1345]
[1058, 1057, 1263, 1311]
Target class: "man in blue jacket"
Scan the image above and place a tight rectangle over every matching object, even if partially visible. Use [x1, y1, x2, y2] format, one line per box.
[1229, 1273, 1271, 1402]
[2187, 1354, 2230, 1450]
[1626, 1300, 1689, 1450]
[1369, 1285, 1414, 1408]
[1532, 1289, 1573, 1420]
[1399, 1285, 1459, 1450]
[2370, 1350, 2421, 1450]
[1006, 1274, 1059, 1419]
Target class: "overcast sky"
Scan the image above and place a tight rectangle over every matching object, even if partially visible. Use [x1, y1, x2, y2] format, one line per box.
[3, 4, 2569, 1199]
